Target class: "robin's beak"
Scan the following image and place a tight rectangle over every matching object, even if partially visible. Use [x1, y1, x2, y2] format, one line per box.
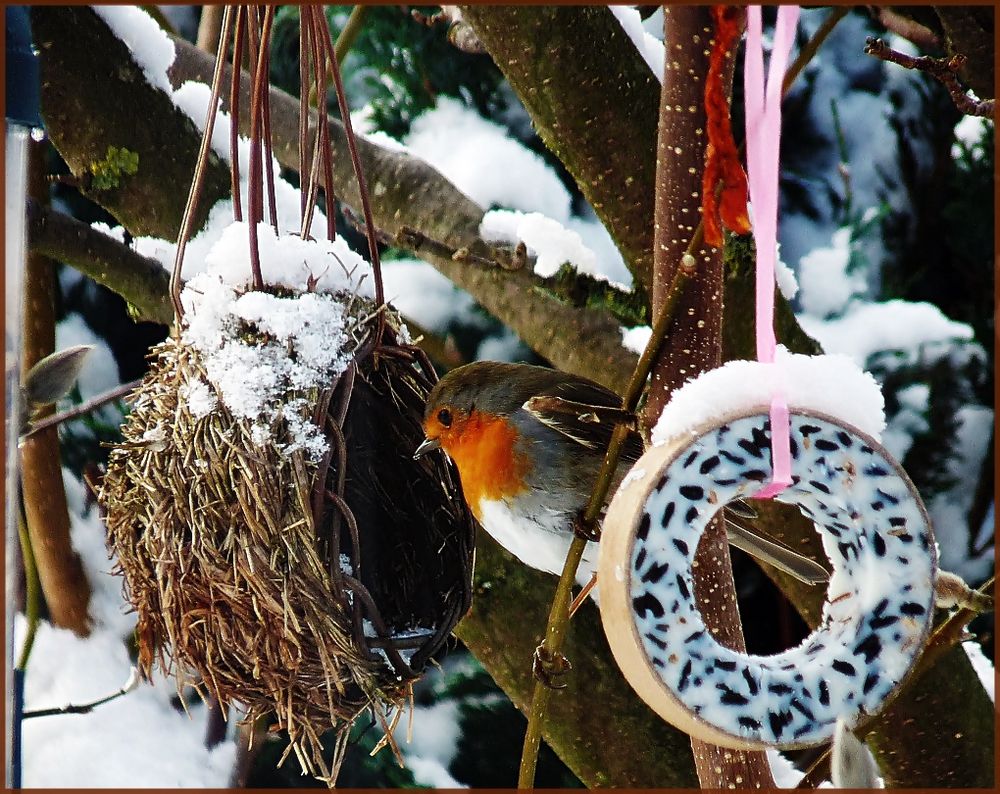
[413, 437, 442, 459]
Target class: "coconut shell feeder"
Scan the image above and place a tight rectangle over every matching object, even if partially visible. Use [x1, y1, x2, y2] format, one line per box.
[99, 6, 475, 783]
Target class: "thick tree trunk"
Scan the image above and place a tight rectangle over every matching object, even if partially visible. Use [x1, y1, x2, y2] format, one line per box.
[460, 5, 661, 297]
[645, 7, 774, 788]
[19, 140, 91, 636]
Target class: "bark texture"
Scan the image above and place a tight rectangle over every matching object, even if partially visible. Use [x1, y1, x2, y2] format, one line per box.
[460, 5, 661, 297]
[27, 201, 173, 326]
[645, 7, 773, 788]
[19, 141, 91, 636]
[31, 6, 231, 239]
[455, 536, 699, 787]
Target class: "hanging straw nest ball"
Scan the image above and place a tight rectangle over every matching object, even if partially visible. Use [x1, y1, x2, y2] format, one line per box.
[101, 237, 475, 782]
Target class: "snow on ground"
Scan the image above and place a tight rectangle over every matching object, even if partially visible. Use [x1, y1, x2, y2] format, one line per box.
[15, 468, 234, 786]
[776, 9, 917, 286]
[798, 299, 975, 366]
[880, 384, 929, 462]
[952, 115, 990, 160]
[61, 469, 135, 638]
[781, 221, 992, 585]
[404, 97, 572, 223]
[795, 227, 865, 318]
[926, 405, 995, 582]
[16, 617, 234, 787]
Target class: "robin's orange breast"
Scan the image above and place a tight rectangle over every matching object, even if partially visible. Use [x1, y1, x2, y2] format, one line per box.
[443, 412, 533, 521]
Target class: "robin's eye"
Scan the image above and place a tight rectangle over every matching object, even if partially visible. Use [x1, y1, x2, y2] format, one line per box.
[437, 408, 452, 428]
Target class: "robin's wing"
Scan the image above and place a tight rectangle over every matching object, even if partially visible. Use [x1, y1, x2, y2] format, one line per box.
[522, 395, 645, 463]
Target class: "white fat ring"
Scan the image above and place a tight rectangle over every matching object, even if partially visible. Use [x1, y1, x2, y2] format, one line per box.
[598, 408, 937, 749]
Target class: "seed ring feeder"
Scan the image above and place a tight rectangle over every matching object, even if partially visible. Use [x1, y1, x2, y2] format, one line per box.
[598, 407, 937, 750]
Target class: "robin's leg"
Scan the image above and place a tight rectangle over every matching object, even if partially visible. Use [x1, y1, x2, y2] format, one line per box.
[572, 510, 600, 542]
[532, 643, 573, 689]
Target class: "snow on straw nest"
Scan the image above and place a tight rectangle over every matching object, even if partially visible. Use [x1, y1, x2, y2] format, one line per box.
[100, 241, 475, 783]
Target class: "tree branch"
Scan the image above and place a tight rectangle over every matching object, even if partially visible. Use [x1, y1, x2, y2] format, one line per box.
[19, 140, 91, 637]
[646, 7, 773, 787]
[455, 536, 698, 787]
[31, 6, 231, 239]
[865, 37, 994, 117]
[869, 7, 942, 52]
[35, 7, 637, 394]
[26, 200, 173, 325]
[934, 6, 994, 100]
[459, 5, 660, 297]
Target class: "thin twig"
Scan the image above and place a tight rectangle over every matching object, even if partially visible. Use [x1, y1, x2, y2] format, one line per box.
[16, 507, 41, 670]
[865, 37, 995, 118]
[516, 238, 699, 790]
[20, 379, 141, 441]
[21, 669, 140, 719]
[395, 225, 503, 269]
[868, 7, 942, 52]
[334, 5, 368, 65]
[412, 7, 486, 55]
[782, 7, 850, 94]
[921, 574, 995, 662]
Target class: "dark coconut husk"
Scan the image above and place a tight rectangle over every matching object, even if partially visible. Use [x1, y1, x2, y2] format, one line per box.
[101, 300, 475, 783]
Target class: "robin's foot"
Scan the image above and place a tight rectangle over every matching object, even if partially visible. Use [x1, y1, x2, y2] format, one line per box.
[572, 511, 600, 542]
[532, 643, 572, 689]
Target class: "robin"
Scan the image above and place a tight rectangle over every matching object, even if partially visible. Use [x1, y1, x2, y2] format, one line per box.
[414, 361, 827, 605]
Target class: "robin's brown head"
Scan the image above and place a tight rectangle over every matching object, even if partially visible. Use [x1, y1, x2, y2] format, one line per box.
[416, 362, 570, 457]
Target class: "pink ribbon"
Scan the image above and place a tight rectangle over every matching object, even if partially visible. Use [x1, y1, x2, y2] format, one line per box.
[744, 5, 799, 498]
